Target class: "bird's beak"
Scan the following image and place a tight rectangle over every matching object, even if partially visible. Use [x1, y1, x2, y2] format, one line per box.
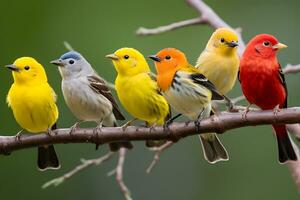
[5, 64, 20, 72]
[273, 43, 288, 50]
[50, 59, 64, 67]
[226, 41, 239, 48]
[148, 55, 161, 62]
[105, 54, 119, 61]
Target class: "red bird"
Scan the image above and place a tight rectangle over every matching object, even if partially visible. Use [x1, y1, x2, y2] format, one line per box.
[239, 34, 297, 163]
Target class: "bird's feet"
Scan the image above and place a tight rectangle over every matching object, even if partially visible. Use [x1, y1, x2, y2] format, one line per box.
[194, 120, 201, 133]
[47, 128, 55, 136]
[93, 124, 102, 150]
[224, 95, 235, 112]
[184, 120, 193, 126]
[121, 118, 137, 131]
[149, 123, 157, 132]
[69, 121, 81, 135]
[273, 105, 281, 117]
[15, 130, 24, 142]
[242, 104, 252, 120]
[163, 117, 175, 130]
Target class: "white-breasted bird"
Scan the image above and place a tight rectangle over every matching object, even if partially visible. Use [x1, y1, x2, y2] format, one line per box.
[51, 51, 133, 151]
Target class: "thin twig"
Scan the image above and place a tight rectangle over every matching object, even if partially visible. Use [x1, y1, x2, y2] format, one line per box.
[283, 64, 300, 74]
[287, 139, 300, 191]
[136, 17, 206, 36]
[231, 95, 246, 104]
[108, 148, 132, 200]
[287, 124, 300, 140]
[63, 41, 75, 51]
[146, 141, 174, 173]
[42, 151, 115, 188]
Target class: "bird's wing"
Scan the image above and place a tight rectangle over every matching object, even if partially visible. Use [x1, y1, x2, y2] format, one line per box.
[147, 72, 172, 121]
[278, 64, 287, 108]
[87, 75, 125, 120]
[189, 73, 224, 100]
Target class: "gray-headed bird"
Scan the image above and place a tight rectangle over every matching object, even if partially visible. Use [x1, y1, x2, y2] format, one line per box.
[51, 51, 133, 151]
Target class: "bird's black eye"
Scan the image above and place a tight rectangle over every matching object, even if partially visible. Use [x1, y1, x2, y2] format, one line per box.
[165, 55, 171, 60]
[24, 66, 30, 70]
[263, 41, 270, 46]
[221, 38, 225, 43]
[69, 59, 75, 64]
[124, 55, 129, 59]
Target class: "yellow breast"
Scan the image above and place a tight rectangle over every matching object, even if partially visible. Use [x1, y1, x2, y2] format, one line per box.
[115, 73, 169, 125]
[7, 83, 58, 133]
[197, 52, 239, 95]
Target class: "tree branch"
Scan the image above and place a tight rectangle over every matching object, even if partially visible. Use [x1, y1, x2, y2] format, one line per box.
[42, 151, 115, 188]
[146, 141, 174, 173]
[136, 17, 206, 36]
[283, 64, 300, 74]
[1, 107, 300, 155]
[108, 148, 132, 200]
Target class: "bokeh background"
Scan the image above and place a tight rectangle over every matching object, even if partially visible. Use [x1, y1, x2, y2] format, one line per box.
[1, 0, 300, 199]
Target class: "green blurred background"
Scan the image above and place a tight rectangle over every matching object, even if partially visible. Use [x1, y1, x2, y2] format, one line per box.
[1, 0, 300, 199]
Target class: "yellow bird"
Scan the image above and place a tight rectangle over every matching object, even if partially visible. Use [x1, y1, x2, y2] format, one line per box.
[106, 48, 170, 147]
[6, 57, 60, 170]
[196, 28, 239, 107]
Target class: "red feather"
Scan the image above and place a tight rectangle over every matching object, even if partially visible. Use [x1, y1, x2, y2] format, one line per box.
[239, 34, 297, 163]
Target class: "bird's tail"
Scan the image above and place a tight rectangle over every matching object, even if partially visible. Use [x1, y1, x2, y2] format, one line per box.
[109, 122, 133, 152]
[199, 133, 229, 164]
[273, 125, 297, 163]
[37, 145, 60, 171]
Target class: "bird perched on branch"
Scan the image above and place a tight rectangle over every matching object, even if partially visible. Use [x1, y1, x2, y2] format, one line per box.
[196, 28, 239, 108]
[106, 48, 170, 147]
[239, 34, 297, 163]
[51, 51, 133, 151]
[150, 48, 229, 163]
[6, 57, 60, 170]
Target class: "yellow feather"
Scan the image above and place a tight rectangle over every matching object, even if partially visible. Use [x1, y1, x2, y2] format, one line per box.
[7, 57, 58, 133]
[196, 28, 240, 95]
[110, 48, 170, 126]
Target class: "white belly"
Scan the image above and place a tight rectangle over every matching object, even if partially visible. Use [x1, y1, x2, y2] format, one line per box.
[163, 86, 209, 120]
[62, 78, 113, 123]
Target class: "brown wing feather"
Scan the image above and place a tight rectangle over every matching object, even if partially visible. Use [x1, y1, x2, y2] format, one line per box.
[87, 75, 125, 120]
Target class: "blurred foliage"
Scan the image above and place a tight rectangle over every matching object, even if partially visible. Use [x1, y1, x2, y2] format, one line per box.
[0, 0, 300, 199]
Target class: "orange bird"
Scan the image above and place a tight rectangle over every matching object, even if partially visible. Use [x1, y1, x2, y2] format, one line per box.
[239, 34, 297, 163]
[149, 48, 228, 163]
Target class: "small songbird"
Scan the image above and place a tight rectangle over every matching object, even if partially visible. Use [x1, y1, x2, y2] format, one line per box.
[51, 51, 133, 151]
[196, 28, 239, 107]
[6, 57, 60, 170]
[106, 48, 171, 147]
[150, 48, 229, 163]
[239, 34, 297, 163]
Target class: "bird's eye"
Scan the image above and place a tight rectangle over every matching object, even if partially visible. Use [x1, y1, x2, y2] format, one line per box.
[165, 55, 171, 60]
[124, 55, 129, 59]
[69, 59, 75, 64]
[263, 41, 270, 46]
[24, 66, 30, 70]
[220, 38, 225, 43]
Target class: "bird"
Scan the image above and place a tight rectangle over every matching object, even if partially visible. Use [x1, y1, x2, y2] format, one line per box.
[196, 28, 239, 108]
[6, 57, 60, 170]
[51, 51, 133, 151]
[106, 47, 171, 147]
[149, 48, 229, 163]
[239, 34, 297, 163]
